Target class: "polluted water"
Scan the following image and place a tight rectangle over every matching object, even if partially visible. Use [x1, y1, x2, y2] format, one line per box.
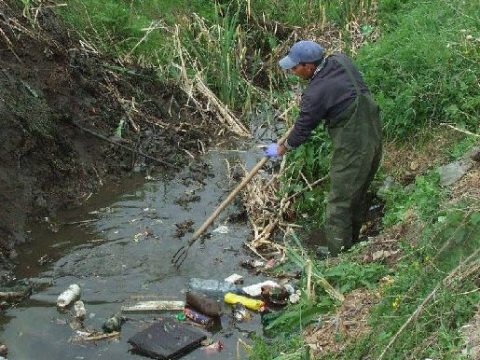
[2, 150, 272, 359]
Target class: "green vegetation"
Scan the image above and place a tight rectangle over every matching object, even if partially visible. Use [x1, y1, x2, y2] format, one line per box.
[382, 171, 443, 226]
[53, 0, 480, 139]
[358, 0, 480, 139]
[43, 0, 480, 358]
[280, 129, 332, 223]
[252, 168, 479, 359]
[336, 204, 480, 360]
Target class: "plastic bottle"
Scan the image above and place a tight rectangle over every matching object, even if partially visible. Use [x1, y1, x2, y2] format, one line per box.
[57, 284, 81, 308]
[186, 291, 222, 317]
[188, 278, 240, 295]
[224, 292, 265, 311]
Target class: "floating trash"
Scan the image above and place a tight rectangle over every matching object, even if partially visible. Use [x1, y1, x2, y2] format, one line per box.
[128, 318, 206, 359]
[224, 293, 265, 311]
[73, 300, 87, 320]
[212, 225, 229, 234]
[242, 280, 281, 297]
[224, 273, 243, 284]
[186, 291, 222, 317]
[57, 284, 81, 308]
[202, 340, 224, 353]
[289, 291, 301, 304]
[0, 343, 8, 357]
[102, 313, 125, 333]
[188, 278, 241, 295]
[232, 303, 251, 322]
[261, 285, 289, 306]
[121, 300, 185, 313]
[184, 306, 214, 327]
[240, 259, 264, 269]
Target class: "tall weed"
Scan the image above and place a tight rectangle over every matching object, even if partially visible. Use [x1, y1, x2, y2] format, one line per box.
[57, 0, 215, 61]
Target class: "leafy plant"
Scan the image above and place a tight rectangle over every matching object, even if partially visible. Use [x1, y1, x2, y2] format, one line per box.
[280, 128, 332, 224]
[382, 171, 443, 226]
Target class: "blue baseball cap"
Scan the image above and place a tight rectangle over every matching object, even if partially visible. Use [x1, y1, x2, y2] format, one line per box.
[279, 40, 325, 70]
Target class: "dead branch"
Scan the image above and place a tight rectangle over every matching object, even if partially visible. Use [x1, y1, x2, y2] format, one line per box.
[441, 123, 479, 138]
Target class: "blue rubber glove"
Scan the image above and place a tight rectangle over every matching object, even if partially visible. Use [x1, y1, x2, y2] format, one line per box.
[264, 143, 280, 158]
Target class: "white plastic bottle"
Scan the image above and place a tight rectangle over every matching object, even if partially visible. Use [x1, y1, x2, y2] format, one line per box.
[57, 284, 81, 308]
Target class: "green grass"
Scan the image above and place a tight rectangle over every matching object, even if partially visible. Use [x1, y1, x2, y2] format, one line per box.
[257, 233, 387, 337]
[446, 136, 479, 161]
[254, 169, 479, 359]
[358, 0, 480, 139]
[56, 0, 480, 140]
[56, 0, 216, 62]
[249, 333, 308, 360]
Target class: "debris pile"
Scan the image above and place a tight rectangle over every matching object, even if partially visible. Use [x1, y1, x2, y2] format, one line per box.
[44, 271, 299, 359]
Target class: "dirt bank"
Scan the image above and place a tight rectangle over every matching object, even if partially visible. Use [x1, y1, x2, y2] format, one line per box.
[0, 2, 214, 278]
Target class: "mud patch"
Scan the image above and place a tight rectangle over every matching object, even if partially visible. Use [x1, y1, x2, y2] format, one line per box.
[174, 220, 195, 238]
[303, 288, 380, 356]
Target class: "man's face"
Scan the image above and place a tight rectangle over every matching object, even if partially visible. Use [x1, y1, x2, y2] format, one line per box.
[290, 63, 316, 80]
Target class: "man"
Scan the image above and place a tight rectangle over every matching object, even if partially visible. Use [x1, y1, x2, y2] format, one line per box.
[264, 40, 382, 257]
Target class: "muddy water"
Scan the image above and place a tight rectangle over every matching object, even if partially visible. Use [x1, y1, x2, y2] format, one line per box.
[2, 149, 272, 360]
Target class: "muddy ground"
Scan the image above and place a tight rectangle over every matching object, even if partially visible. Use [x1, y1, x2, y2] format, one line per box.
[0, 2, 216, 278]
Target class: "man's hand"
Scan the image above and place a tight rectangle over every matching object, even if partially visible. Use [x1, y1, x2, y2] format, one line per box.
[264, 143, 288, 158]
[264, 143, 280, 158]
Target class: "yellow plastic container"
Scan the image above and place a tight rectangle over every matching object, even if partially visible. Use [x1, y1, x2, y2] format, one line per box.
[224, 292, 265, 311]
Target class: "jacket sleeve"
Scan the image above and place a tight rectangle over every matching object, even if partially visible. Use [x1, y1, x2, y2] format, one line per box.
[286, 91, 326, 148]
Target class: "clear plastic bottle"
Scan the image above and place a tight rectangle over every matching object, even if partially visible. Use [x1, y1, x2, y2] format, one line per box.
[187, 278, 241, 295]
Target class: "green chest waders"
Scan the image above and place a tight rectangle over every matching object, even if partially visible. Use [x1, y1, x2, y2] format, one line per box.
[323, 58, 383, 255]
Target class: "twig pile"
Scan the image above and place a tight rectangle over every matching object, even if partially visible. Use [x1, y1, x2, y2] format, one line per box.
[240, 158, 328, 260]
[241, 168, 289, 260]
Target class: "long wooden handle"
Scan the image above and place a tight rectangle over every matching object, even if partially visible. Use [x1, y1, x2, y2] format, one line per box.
[190, 127, 293, 241]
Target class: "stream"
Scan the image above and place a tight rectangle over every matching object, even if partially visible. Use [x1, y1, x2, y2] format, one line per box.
[1, 146, 275, 360]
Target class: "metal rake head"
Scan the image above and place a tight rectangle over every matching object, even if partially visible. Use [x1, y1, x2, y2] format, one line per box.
[171, 246, 189, 269]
